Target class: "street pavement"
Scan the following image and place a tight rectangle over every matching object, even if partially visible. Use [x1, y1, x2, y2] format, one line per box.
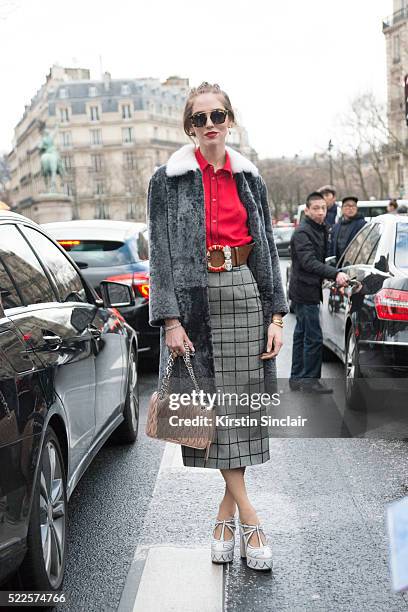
[50, 259, 408, 611]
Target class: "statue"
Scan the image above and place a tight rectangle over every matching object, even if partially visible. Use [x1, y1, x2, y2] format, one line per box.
[39, 129, 64, 193]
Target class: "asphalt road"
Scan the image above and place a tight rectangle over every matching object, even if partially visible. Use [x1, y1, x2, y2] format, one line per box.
[7, 259, 408, 611]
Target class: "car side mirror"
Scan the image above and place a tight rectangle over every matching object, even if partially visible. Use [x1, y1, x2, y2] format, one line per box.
[99, 281, 135, 308]
[325, 256, 337, 267]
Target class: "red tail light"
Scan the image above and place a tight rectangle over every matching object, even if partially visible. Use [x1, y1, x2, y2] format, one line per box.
[105, 272, 150, 299]
[374, 288, 408, 321]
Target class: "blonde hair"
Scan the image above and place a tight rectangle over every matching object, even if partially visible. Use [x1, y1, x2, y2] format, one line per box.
[183, 82, 236, 138]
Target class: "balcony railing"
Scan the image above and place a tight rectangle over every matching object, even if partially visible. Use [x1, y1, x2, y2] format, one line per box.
[383, 7, 408, 30]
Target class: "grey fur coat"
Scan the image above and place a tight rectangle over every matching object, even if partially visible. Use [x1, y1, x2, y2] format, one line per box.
[147, 143, 288, 396]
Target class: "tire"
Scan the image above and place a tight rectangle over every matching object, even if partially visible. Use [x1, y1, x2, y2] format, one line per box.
[112, 347, 139, 444]
[18, 426, 67, 592]
[345, 328, 366, 411]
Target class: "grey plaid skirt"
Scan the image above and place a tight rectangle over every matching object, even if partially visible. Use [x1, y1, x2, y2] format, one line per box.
[182, 263, 270, 469]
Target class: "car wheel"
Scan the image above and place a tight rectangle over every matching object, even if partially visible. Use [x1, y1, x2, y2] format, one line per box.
[112, 347, 139, 444]
[345, 328, 366, 411]
[19, 426, 67, 592]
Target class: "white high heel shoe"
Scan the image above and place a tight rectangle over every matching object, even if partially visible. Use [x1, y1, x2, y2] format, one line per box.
[239, 521, 273, 571]
[211, 517, 236, 563]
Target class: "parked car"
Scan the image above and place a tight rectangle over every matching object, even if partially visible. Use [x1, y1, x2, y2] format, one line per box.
[43, 220, 159, 368]
[0, 211, 139, 590]
[273, 224, 295, 257]
[321, 214, 408, 409]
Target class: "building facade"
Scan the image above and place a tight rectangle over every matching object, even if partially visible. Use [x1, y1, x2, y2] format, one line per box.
[383, 0, 408, 196]
[8, 65, 255, 222]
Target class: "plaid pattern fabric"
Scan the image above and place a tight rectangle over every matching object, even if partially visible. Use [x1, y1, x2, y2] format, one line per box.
[182, 264, 270, 469]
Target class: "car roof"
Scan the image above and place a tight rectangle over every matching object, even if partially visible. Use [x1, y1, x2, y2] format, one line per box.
[43, 219, 147, 242]
[0, 210, 37, 224]
[372, 213, 408, 223]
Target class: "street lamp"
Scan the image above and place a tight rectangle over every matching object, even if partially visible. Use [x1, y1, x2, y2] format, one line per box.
[328, 139, 334, 185]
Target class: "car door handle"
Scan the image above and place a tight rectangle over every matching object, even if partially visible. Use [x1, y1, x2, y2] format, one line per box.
[89, 327, 101, 341]
[42, 334, 63, 350]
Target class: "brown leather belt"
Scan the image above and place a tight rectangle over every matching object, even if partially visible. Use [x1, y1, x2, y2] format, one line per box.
[206, 242, 255, 272]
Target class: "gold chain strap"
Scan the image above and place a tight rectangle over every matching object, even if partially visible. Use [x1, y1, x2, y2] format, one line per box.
[157, 343, 202, 400]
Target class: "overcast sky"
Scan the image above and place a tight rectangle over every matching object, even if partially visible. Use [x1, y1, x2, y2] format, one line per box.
[0, 0, 392, 159]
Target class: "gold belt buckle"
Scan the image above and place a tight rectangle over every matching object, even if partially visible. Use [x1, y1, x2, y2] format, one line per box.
[207, 244, 233, 272]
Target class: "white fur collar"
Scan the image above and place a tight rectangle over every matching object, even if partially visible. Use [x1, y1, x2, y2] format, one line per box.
[165, 144, 259, 177]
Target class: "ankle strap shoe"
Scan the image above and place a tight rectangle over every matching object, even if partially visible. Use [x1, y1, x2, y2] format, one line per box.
[211, 517, 236, 564]
[239, 521, 273, 571]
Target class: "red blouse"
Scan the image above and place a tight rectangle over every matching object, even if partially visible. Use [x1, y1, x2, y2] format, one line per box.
[195, 148, 253, 248]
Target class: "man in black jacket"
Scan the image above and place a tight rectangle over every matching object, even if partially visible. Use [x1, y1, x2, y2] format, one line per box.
[289, 192, 348, 393]
[329, 196, 366, 261]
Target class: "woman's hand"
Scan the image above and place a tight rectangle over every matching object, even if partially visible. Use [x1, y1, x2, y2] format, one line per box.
[260, 323, 283, 360]
[164, 321, 195, 357]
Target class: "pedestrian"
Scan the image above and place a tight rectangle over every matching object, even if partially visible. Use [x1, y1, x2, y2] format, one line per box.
[289, 192, 348, 394]
[318, 184, 338, 227]
[147, 81, 288, 571]
[387, 199, 398, 214]
[329, 196, 366, 261]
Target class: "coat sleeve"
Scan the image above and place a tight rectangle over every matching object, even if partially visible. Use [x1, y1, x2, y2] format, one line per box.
[258, 176, 289, 316]
[146, 168, 181, 327]
[293, 230, 338, 280]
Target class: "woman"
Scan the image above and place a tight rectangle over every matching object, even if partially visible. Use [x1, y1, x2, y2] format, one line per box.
[147, 82, 288, 571]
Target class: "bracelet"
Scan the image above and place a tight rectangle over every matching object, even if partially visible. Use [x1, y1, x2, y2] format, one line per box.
[271, 318, 283, 328]
[164, 322, 181, 332]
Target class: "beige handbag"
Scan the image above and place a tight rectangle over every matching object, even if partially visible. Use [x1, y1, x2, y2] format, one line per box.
[145, 343, 216, 463]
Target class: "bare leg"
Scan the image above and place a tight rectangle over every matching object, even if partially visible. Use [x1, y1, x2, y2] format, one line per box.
[214, 483, 237, 540]
[218, 467, 265, 546]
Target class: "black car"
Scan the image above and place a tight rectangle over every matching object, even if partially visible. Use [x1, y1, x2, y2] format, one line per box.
[0, 212, 139, 590]
[43, 220, 159, 368]
[321, 214, 408, 409]
[272, 224, 295, 258]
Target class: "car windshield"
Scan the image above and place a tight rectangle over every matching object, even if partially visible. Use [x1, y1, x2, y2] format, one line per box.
[395, 223, 408, 269]
[359, 206, 387, 218]
[58, 239, 138, 267]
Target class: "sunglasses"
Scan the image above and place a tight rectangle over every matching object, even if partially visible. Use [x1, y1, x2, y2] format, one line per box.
[190, 108, 229, 128]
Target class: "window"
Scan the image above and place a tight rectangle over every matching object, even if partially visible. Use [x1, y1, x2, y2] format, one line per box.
[22, 227, 86, 303]
[340, 224, 374, 267]
[91, 154, 103, 172]
[89, 86, 97, 97]
[61, 131, 72, 148]
[0, 225, 55, 305]
[354, 224, 381, 265]
[153, 126, 158, 139]
[121, 84, 131, 95]
[125, 177, 136, 193]
[122, 127, 134, 143]
[124, 151, 135, 170]
[122, 104, 132, 119]
[63, 182, 75, 197]
[90, 129, 102, 145]
[60, 238, 142, 267]
[59, 88, 68, 99]
[395, 222, 408, 268]
[94, 180, 105, 195]
[60, 107, 69, 123]
[393, 34, 401, 62]
[62, 155, 73, 171]
[90, 106, 100, 121]
[0, 256, 22, 309]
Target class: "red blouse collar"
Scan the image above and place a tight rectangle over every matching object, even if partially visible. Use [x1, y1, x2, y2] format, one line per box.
[194, 147, 233, 175]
